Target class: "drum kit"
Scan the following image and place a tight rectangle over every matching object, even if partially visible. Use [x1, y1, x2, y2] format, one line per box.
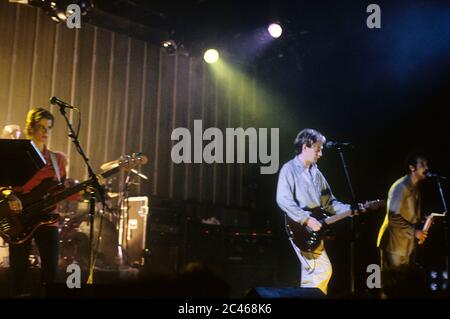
[58, 193, 118, 269]
[58, 157, 148, 270]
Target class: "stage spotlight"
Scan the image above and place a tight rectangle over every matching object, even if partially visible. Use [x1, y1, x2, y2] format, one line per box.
[49, 8, 69, 22]
[162, 40, 178, 55]
[204, 49, 219, 64]
[9, 0, 93, 23]
[267, 23, 282, 38]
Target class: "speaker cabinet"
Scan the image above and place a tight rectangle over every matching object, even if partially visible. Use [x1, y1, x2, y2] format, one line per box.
[120, 196, 148, 266]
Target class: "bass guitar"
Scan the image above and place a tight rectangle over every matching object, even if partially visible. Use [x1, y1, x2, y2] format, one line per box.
[0, 153, 147, 244]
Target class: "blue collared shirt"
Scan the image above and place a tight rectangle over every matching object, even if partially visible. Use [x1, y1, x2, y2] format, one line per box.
[276, 156, 350, 225]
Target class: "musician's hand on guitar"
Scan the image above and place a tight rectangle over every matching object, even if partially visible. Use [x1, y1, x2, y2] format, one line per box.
[306, 217, 322, 232]
[416, 230, 428, 244]
[8, 194, 23, 212]
[351, 203, 367, 215]
[358, 203, 367, 213]
[96, 174, 106, 186]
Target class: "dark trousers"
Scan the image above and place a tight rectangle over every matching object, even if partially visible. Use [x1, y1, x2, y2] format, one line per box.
[379, 249, 426, 298]
[9, 225, 59, 296]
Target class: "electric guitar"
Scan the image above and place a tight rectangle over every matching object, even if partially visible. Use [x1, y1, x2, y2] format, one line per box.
[286, 199, 385, 252]
[0, 153, 147, 244]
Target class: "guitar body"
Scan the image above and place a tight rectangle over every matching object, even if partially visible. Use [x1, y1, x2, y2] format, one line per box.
[285, 200, 385, 252]
[0, 178, 61, 244]
[286, 207, 332, 252]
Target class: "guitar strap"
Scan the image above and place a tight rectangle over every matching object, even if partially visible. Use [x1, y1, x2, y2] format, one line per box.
[49, 151, 62, 183]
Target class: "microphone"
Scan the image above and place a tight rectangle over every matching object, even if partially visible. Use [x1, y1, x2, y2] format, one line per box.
[425, 171, 447, 180]
[325, 141, 352, 149]
[49, 96, 76, 110]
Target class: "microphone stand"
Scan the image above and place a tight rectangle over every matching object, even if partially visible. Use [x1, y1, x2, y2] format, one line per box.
[335, 146, 358, 295]
[57, 105, 107, 284]
[435, 177, 448, 287]
[119, 170, 132, 266]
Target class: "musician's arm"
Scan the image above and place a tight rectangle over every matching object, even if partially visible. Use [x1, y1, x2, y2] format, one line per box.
[55, 151, 68, 182]
[388, 184, 416, 239]
[1, 187, 22, 211]
[318, 172, 351, 215]
[276, 165, 311, 225]
[55, 151, 82, 201]
[389, 213, 416, 239]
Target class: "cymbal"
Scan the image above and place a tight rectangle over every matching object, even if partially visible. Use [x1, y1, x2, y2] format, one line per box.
[100, 153, 148, 171]
[131, 169, 148, 180]
[100, 159, 119, 171]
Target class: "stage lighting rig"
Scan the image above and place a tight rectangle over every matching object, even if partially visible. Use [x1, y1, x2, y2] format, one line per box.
[8, 0, 93, 23]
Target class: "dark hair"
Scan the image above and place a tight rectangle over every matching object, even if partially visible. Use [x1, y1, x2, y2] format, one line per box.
[294, 128, 326, 155]
[25, 107, 54, 138]
[405, 153, 427, 174]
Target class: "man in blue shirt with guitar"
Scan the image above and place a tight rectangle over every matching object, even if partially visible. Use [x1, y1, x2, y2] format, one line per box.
[276, 128, 381, 295]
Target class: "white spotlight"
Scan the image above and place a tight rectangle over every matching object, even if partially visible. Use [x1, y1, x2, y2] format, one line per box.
[203, 49, 219, 64]
[161, 40, 177, 55]
[268, 23, 282, 38]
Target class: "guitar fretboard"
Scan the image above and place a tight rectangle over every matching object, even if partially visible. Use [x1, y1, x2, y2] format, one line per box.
[323, 200, 385, 225]
[324, 210, 353, 225]
[24, 165, 122, 215]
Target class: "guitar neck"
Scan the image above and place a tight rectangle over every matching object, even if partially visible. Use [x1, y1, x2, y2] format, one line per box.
[322, 200, 385, 225]
[422, 216, 433, 232]
[323, 210, 353, 225]
[27, 166, 121, 213]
